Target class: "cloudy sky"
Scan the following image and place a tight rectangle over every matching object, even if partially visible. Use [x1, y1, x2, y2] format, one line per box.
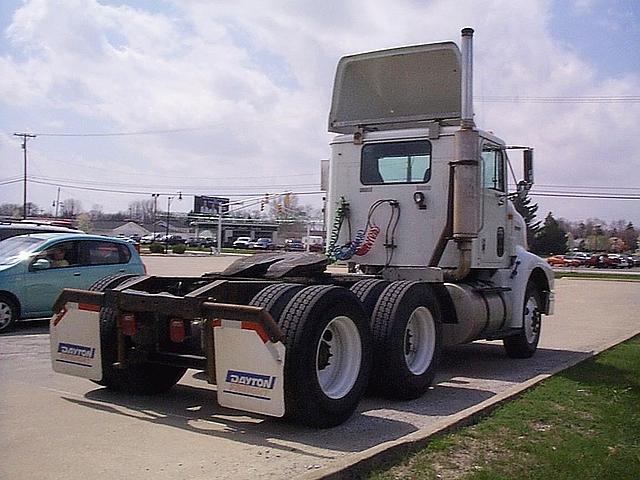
[1, 0, 639, 225]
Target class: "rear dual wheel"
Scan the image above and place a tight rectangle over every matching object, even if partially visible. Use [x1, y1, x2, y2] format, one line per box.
[89, 274, 187, 394]
[370, 281, 442, 399]
[251, 285, 372, 428]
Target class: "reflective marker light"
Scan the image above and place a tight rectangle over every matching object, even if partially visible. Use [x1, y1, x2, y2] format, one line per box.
[170, 318, 186, 343]
[118, 314, 136, 336]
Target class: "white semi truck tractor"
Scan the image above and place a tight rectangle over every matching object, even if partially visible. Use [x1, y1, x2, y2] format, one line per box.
[50, 28, 554, 428]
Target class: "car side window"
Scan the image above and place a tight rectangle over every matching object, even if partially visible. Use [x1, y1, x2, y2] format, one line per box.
[39, 241, 79, 269]
[83, 241, 131, 265]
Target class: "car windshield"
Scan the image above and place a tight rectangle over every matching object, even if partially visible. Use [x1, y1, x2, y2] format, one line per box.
[0, 236, 46, 265]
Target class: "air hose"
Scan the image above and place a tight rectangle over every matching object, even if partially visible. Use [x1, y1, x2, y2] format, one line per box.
[328, 198, 396, 262]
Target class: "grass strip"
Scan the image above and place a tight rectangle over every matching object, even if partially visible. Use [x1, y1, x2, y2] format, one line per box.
[369, 335, 640, 480]
[555, 271, 640, 282]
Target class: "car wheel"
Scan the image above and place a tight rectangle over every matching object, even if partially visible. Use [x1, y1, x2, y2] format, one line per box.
[0, 295, 18, 333]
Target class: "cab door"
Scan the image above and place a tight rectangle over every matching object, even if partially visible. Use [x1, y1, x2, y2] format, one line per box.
[476, 143, 509, 267]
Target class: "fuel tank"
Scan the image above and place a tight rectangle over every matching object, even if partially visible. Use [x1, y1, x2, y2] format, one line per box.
[441, 282, 512, 346]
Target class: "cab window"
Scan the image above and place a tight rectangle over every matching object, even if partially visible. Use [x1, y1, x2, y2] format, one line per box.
[361, 140, 431, 185]
[482, 145, 506, 192]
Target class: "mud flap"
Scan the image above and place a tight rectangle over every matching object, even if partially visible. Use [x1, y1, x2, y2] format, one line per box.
[213, 320, 286, 417]
[50, 302, 103, 381]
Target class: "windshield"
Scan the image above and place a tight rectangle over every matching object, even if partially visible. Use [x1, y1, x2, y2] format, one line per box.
[0, 236, 46, 265]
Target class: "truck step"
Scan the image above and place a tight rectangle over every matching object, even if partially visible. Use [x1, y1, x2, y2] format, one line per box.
[484, 328, 521, 340]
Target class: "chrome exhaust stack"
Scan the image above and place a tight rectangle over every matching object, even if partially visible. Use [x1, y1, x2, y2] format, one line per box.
[445, 27, 480, 282]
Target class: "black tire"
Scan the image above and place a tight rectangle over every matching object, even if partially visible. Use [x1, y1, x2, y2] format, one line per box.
[248, 283, 304, 322]
[278, 285, 372, 428]
[350, 279, 390, 319]
[90, 274, 186, 394]
[503, 281, 542, 358]
[0, 295, 18, 333]
[88, 273, 140, 292]
[370, 281, 442, 400]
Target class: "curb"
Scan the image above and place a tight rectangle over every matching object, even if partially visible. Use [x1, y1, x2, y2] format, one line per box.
[304, 329, 640, 480]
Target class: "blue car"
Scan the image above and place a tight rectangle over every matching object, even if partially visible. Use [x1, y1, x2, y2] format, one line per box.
[0, 233, 146, 332]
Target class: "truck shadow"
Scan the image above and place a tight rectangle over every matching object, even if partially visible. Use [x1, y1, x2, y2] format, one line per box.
[62, 343, 590, 455]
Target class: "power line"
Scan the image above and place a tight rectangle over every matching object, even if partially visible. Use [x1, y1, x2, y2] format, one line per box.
[28, 178, 323, 197]
[31, 125, 217, 137]
[27, 174, 319, 191]
[478, 95, 640, 104]
[530, 191, 640, 200]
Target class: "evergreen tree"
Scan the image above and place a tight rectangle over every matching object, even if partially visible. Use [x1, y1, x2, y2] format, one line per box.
[531, 212, 568, 255]
[511, 190, 541, 248]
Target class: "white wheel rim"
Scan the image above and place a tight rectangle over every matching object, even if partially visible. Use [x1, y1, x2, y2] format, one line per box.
[316, 315, 362, 399]
[404, 306, 436, 375]
[0, 301, 12, 330]
[524, 296, 541, 343]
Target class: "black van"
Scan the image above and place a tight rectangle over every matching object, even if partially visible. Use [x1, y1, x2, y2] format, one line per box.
[0, 222, 84, 241]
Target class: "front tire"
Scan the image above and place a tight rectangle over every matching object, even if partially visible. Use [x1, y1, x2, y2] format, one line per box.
[278, 285, 372, 428]
[0, 296, 18, 333]
[503, 281, 542, 358]
[370, 281, 442, 400]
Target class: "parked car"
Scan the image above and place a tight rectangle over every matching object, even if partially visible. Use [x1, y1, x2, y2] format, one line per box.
[250, 238, 275, 250]
[588, 253, 629, 269]
[0, 233, 146, 333]
[140, 233, 164, 244]
[303, 235, 325, 252]
[232, 236, 252, 249]
[564, 252, 590, 266]
[284, 238, 304, 251]
[546, 255, 567, 267]
[0, 222, 84, 241]
[600, 253, 629, 269]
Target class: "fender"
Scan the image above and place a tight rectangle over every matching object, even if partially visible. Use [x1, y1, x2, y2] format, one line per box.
[494, 245, 555, 330]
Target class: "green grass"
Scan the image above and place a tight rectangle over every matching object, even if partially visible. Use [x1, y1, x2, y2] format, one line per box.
[369, 335, 640, 480]
[554, 271, 640, 282]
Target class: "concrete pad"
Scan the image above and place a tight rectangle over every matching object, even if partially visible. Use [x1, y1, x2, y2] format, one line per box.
[1, 271, 639, 480]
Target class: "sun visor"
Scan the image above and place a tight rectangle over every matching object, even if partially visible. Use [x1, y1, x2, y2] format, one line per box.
[329, 42, 461, 134]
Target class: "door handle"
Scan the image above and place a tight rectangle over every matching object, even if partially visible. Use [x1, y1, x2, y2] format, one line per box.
[73, 272, 81, 276]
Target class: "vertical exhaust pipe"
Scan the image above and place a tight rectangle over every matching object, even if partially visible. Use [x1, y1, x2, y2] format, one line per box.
[460, 27, 475, 129]
[445, 27, 480, 282]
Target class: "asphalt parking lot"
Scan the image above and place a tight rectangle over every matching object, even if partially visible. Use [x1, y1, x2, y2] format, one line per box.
[1, 256, 639, 479]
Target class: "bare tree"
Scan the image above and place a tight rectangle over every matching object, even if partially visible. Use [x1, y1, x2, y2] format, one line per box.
[61, 198, 82, 217]
[128, 199, 156, 223]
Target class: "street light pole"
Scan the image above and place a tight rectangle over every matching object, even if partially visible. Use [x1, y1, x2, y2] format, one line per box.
[165, 196, 173, 253]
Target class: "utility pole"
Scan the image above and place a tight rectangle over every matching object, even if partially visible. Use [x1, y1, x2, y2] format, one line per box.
[151, 193, 159, 238]
[14, 133, 36, 219]
[53, 187, 61, 217]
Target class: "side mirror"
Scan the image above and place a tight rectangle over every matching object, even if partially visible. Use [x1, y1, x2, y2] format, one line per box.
[32, 258, 51, 271]
[523, 149, 534, 185]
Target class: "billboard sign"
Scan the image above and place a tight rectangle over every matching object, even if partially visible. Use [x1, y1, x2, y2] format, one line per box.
[194, 196, 229, 215]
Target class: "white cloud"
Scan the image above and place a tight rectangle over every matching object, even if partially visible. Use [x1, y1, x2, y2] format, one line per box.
[0, 0, 638, 225]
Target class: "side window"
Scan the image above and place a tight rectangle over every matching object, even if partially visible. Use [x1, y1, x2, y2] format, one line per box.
[40, 241, 79, 269]
[482, 146, 505, 192]
[84, 241, 130, 265]
[361, 140, 432, 185]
